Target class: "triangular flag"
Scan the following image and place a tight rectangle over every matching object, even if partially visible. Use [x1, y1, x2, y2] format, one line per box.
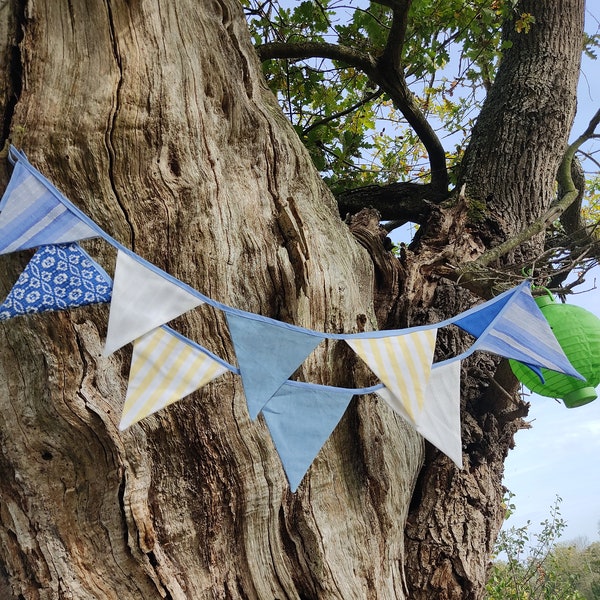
[345, 328, 438, 422]
[104, 250, 203, 355]
[120, 326, 229, 430]
[0, 161, 98, 254]
[453, 286, 516, 338]
[464, 283, 582, 379]
[226, 313, 322, 419]
[377, 360, 463, 467]
[262, 382, 354, 491]
[0, 243, 112, 320]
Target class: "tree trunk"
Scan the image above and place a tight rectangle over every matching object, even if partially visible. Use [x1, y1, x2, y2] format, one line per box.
[402, 1, 584, 598]
[0, 0, 585, 599]
[0, 1, 424, 598]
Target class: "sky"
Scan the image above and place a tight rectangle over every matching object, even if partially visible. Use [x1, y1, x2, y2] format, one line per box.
[500, 9, 600, 545]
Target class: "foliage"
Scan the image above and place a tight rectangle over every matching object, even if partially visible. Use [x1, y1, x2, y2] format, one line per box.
[582, 174, 600, 228]
[486, 493, 600, 599]
[242, 1, 600, 288]
[242, 0, 523, 192]
[242, 1, 600, 238]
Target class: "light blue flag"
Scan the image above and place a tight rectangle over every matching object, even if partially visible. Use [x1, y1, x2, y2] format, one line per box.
[459, 282, 582, 379]
[0, 160, 98, 254]
[0, 243, 112, 320]
[262, 381, 354, 491]
[226, 313, 323, 419]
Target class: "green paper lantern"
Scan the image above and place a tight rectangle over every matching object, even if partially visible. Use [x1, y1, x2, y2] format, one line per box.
[509, 293, 600, 408]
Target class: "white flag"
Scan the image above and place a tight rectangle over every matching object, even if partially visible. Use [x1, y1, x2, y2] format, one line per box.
[104, 250, 203, 355]
[377, 360, 462, 467]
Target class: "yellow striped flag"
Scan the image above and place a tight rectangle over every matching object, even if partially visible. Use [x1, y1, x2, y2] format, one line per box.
[119, 326, 228, 430]
[346, 328, 437, 423]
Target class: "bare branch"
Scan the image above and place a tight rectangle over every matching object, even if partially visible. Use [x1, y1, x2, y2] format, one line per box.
[256, 41, 375, 73]
[378, 0, 411, 67]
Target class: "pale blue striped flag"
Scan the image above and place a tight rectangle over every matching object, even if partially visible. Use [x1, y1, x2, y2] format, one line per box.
[457, 282, 583, 379]
[0, 160, 98, 254]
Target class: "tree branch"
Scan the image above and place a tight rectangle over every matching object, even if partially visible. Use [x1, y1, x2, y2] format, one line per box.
[376, 0, 411, 67]
[256, 40, 375, 74]
[336, 181, 440, 222]
[456, 108, 600, 284]
[256, 2, 449, 196]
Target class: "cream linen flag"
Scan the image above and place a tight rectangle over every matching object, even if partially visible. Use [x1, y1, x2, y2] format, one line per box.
[120, 326, 228, 430]
[377, 360, 463, 467]
[346, 328, 437, 423]
[104, 250, 204, 355]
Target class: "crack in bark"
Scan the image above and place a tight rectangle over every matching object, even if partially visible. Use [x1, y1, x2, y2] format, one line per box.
[104, 0, 136, 249]
[1, 0, 25, 147]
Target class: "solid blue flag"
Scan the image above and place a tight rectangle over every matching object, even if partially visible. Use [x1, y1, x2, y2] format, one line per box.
[454, 286, 515, 338]
[0, 160, 98, 254]
[0, 243, 112, 320]
[262, 382, 354, 491]
[226, 313, 322, 419]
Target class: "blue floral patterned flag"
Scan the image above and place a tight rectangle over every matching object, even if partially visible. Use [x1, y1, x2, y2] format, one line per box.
[0, 243, 112, 320]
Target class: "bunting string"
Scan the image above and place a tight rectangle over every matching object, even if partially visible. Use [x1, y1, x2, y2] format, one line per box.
[0, 146, 584, 490]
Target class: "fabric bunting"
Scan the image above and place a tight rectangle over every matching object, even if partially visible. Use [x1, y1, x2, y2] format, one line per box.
[104, 250, 204, 356]
[452, 286, 514, 338]
[345, 329, 438, 423]
[262, 381, 355, 491]
[377, 361, 462, 467]
[0, 161, 98, 254]
[3, 145, 593, 491]
[456, 282, 582, 380]
[120, 326, 229, 430]
[0, 243, 112, 320]
[226, 313, 323, 419]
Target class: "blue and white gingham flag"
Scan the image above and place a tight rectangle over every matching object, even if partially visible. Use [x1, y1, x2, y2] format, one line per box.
[0, 160, 98, 254]
[0, 243, 112, 320]
[456, 282, 583, 379]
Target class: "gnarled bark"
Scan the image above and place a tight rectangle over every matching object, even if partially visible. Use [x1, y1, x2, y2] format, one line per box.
[402, 2, 584, 598]
[0, 1, 423, 598]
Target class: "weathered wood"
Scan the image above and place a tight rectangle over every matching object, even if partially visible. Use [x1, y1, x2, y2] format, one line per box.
[0, 1, 424, 598]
